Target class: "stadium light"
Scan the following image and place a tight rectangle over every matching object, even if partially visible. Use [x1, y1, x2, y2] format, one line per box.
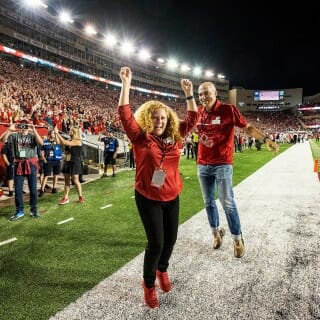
[205, 70, 214, 78]
[193, 66, 202, 77]
[59, 11, 74, 24]
[138, 49, 151, 61]
[157, 57, 165, 64]
[120, 41, 135, 56]
[217, 74, 225, 79]
[181, 64, 191, 73]
[103, 34, 117, 47]
[167, 58, 178, 70]
[84, 25, 97, 36]
[24, 0, 48, 8]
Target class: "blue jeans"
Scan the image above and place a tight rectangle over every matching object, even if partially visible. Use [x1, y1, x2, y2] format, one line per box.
[197, 164, 242, 240]
[14, 162, 38, 214]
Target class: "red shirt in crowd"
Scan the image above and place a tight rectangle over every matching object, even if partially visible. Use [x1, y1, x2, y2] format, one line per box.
[196, 100, 247, 165]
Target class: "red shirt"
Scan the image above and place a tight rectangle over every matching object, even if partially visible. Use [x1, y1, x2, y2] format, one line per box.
[196, 100, 247, 165]
[118, 104, 198, 201]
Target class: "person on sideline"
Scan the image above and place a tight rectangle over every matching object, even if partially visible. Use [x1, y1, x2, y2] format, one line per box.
[118, 66, 198, 309]
[53, 126, 84, 204]
[185, 132, 194, 159]
[128, 139, 135, 169]
[196, 82, 279, 258]
[37, 136, 46, 192]
[79, 129, 87, 183]
[1, 139, 14, 197]
[191, 130, 199, 160]
[0, 121, 44, 220]
[39, 129, 63, 196]
[98, 131, 119, 177]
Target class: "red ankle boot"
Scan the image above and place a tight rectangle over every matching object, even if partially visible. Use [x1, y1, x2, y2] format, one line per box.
[156, 270, 172, 292]
[142, 281, 159, 308]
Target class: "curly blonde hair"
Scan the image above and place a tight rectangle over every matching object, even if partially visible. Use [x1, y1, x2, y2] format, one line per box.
[134, 100, 181, 142]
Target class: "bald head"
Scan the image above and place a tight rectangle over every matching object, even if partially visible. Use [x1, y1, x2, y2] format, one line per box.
[198, 82, 217, 110]
[198, 82, 216, 92]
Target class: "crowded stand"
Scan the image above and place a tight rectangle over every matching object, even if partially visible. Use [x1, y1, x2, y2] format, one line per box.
[297, 104, 320, 130]
[0, 56, 188, 135]
[0, 54, 306, 147]
[0, 54, 187, 187]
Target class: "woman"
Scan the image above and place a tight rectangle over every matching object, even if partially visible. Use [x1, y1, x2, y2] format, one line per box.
[118, 67, 198, 308]
[54, 125, 84, 204]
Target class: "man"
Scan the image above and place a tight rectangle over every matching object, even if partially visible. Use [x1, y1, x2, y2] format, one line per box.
[191, 130, 199, 160]
[98, 131, 119, 177]
[196, 82, 279, 258]
[39, 129, 62, 196]
[0, 120, 44, 220]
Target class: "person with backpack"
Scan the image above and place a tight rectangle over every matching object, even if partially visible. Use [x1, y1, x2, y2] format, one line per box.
[39, 129, 63, 196]
[0, 120, 44, 220]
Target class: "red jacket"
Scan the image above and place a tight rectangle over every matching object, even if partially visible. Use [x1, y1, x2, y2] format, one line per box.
[118, 104, 198, 201]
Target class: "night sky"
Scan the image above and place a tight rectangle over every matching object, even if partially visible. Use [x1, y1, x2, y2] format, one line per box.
[53, 0, 320, 96]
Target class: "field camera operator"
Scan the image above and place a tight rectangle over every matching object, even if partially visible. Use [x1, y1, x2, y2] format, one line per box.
[0, 120, 44, 221]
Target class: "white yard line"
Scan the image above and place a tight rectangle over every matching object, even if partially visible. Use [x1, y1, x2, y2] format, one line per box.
[57, 217, 74, 225]
[0, 237, 17, 246]
[100, 204, 113, 209]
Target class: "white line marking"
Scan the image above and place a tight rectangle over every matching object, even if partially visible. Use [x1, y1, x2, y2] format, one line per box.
[131, 196, 135, 198]
[0, 237, 17, 246]
[57, 217, 74, 225]
[185, 176, 190, 179]
[100, 204, 113, 209]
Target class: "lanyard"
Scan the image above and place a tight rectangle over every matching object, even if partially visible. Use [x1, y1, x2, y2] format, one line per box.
[159, 139, 167, 168]
[154, 136, 167, 168]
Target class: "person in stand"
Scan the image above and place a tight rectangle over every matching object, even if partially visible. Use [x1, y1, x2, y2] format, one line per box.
[1, 139, 14, 197]
[98, 131, 119, 177]
[118, 66, 198, 308]
[196, 81, 279, 258]
[53, 126, 84, 204]
[0, 120, 44, 220]
[39, 129, 62, 196]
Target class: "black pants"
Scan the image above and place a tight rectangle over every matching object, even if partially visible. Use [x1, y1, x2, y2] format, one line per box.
[129, 150, 135, 168]
[186, 143, 194, 159]
[135, 190, 179, 288]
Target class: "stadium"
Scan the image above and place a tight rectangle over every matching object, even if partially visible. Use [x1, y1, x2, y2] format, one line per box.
[0, 1, 320, 319]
